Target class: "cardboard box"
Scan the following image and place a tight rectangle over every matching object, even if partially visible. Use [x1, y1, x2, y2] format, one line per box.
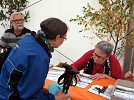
[110, 79, 134, 100]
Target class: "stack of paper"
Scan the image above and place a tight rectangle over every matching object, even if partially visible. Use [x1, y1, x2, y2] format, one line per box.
[74, 73, 93, 88]
[113, 85, 134, 100]
[88, 85, 114, 99]
[46, 67, 65, 81]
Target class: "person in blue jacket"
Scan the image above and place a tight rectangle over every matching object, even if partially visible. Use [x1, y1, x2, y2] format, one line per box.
[0, 17, 69, 100]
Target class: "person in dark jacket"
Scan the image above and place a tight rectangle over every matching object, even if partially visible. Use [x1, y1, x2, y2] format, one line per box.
[0, 17, 69, 100]
[0, 12, 31, 53]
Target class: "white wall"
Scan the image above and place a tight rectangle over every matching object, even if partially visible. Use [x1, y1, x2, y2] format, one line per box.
[0, 0, 104, 65]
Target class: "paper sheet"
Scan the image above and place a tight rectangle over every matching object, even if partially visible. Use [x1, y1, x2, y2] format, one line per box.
[88, 85, 114, 99]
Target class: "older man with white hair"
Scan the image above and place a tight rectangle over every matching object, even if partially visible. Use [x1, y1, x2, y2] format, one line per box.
[0, 12, 31, 52]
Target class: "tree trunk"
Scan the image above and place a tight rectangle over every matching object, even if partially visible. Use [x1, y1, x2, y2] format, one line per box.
[123, 5, 134, 74]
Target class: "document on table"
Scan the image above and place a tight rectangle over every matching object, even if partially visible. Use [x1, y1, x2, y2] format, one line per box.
[46, 67, 65, 81]
[88, 85, 114, 99]
[46, 67, 93, 88]
[74, 73, 93, 88]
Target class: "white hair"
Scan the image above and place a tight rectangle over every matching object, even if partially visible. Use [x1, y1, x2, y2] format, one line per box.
[10, 12, 24, 21]
[95, 40, 114, 56]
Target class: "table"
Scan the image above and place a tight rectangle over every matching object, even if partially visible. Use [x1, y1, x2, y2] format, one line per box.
[43, 78, 116, 100]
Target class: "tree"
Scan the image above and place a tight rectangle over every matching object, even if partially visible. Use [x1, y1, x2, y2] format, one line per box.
[0, 0, 30, 29]
[70, 0, 134, 61]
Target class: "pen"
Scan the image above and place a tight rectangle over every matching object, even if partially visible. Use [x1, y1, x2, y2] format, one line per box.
[101, 86, 107, 93]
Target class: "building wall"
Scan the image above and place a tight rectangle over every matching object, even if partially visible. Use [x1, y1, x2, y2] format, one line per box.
[0, 0, 123, 67]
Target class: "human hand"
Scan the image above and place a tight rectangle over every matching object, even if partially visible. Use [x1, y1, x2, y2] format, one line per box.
[73, 74, 81, 82]
[124, 71, 134, 82]
[90, 73, 115, 80]
[90, 73, 107, 80]
[55, 90, 70, 100]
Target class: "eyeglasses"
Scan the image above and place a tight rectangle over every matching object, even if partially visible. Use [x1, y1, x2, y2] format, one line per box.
[12, 19, 24, 23]
[60, 36, 67, 41]
[93, 52, 107, 61]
